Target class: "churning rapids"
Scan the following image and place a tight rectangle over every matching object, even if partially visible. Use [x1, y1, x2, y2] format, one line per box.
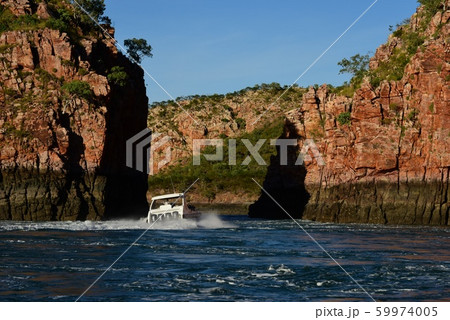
[0, 214, 448, 301]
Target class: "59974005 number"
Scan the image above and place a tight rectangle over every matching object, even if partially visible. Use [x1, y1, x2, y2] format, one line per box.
[376, 306, 437, 317]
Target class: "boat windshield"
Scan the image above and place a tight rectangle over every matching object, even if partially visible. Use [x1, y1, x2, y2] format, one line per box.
[151, 197, 183, 209]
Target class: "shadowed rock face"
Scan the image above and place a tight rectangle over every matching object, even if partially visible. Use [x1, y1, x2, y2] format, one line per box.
[0, 0, 148, 220]
[248, 125, 310, 220]
[249, 4, 449, 225]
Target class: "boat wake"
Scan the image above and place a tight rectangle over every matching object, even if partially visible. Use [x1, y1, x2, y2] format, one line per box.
[0, 213, 236, 231]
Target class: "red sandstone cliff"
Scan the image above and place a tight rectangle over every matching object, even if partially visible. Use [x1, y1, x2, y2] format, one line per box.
[0, 0, 149, 220]
[250, 3, 449, 225]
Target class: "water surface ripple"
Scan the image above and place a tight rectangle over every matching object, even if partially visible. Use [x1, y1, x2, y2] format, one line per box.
[0, 215, 448, 301]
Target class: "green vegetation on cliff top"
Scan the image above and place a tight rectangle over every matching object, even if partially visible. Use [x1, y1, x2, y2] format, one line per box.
[336, 0, 445, 92]
[149, 82, 305, 110]
[0, 0, 108, 38]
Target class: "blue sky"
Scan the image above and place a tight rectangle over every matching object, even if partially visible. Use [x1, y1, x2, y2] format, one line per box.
[104, 0, 419, 103]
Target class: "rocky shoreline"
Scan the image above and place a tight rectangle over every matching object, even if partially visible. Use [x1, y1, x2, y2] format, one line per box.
[304, 180, 449, 225]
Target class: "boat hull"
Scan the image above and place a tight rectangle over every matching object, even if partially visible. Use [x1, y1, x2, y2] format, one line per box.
[146, 210, 200, 223]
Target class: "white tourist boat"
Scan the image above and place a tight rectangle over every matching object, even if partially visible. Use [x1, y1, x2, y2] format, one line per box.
[146, 193, 200, 223]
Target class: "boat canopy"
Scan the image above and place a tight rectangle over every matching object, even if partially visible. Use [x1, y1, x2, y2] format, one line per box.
[151, 193, 184, 201]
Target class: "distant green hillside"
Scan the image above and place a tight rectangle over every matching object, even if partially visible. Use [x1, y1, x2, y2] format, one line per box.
[149, 117, 285, 202]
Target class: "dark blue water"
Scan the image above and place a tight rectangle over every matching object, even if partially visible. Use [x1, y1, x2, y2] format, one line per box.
[0, 215, 449, 301]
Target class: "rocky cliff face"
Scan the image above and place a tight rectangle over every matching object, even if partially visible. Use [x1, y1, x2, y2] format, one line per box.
[0, 0, 149, 220]
[250, 3, 449, 225]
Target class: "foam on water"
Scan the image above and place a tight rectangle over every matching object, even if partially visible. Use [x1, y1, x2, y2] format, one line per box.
[0, 213, 235, 231]
[196, 213, 236, 229]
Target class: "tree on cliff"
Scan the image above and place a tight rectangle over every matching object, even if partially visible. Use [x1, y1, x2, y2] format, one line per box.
[124, 38, 153, 64]
[73, 0, 111, 27]
[76, 0, 105, 19]
[337, 53, 370, 87]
